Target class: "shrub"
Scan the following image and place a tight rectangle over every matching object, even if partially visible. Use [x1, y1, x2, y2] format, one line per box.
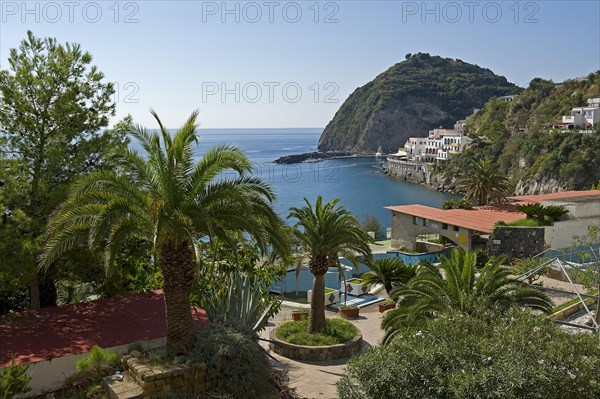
[338, 310, 600, 399]
[191, 323, 297, 399]
[76, 345, 121, 381]
[442, 199, 473, 210]
[361, 213, 383, 239]
[0, 356, 31, 399]
[507, 217, 546, 226]
[380, 298, 395, 306]
[276, 318, 356, 346]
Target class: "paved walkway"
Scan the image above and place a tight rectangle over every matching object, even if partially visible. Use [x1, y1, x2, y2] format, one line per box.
[260, 304, 386, 399]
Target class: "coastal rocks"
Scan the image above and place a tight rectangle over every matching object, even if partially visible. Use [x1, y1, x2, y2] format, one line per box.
[514, 176, 571, 196]
[427, 172, 458, 193]
[384, 163, 458, 193]
[273, 151, 352, 164]
[384, 162, 427, 184]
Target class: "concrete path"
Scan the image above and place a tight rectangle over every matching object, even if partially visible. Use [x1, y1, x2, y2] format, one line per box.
[260, 304, 386, 399]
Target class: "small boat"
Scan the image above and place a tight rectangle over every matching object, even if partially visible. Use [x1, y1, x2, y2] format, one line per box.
[375, 146, 382, 158]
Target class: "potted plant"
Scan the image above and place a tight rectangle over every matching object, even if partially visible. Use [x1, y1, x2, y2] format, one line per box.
[378, 298, 396, 313]
[291, 309, 310, 321]
[307, 287, 340, 306]
[339, 304, 360, 319]
[345, 278, 371, 297]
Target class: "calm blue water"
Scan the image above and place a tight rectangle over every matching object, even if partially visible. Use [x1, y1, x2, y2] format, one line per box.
[136, 128, 458, 229]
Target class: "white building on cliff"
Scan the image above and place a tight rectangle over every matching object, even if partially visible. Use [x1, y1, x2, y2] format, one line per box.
[402, 127, 471, 163]
[558, 97, 600, 130]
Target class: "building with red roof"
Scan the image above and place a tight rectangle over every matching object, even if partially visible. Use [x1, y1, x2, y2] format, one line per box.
[386, 190, 600, 251]
[0, 290, 207, 394]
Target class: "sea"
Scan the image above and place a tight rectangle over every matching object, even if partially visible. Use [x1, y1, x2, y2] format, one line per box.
[142, 128, 459, 229]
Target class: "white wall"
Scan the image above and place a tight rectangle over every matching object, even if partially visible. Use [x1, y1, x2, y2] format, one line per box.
[541, 200, 600, 219]
[545, 219, 600, 249]
[19, 337, 166, 396]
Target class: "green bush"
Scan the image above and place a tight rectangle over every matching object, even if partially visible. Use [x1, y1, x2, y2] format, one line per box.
[507, 218, 546, 227]
[0, 356, 31, 399]
[338, 310, 600, 399]
[442, 199, 473, 210]
[275, 318, 356, 346]
[191, 323, 296, 399]
[76, 345, 121, 381]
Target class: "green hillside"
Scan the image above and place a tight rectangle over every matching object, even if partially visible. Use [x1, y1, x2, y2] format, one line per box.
[318, 53, 519, 153]
[438, 71, 600, 193]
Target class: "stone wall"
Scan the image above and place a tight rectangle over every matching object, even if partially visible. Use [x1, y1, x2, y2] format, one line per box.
[104, 352, 216, 399]
[487, 226, 545, 260]
[384, 160, 428, 184]
[269, 327, 362, 361]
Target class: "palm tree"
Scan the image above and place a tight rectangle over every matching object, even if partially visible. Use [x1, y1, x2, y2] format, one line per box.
[41, 110, 289, 355]
[362, 258, 416, 295]
[382, 248, 552, 343]
[457, 159, 511, 205]
[288, 196, 372, 333]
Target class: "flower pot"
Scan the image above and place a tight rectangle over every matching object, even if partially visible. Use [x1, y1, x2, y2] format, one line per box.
[307, 288, 340, 306]
[345, 278, 371, 297]
[378, 302, 396, 313]
[339, 307, 360, 319]
[292, 311, 310, 321]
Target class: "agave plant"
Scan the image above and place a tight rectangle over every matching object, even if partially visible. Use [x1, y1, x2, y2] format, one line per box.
[202, 273, 281, 333]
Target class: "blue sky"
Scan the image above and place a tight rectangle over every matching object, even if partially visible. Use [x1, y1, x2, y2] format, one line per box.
[1, 1, 599, 128]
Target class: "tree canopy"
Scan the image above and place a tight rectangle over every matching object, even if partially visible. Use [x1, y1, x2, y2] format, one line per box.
[0, 31, 121, 310]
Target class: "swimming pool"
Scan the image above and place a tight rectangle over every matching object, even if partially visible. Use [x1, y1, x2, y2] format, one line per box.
[271, 249, 447, 295]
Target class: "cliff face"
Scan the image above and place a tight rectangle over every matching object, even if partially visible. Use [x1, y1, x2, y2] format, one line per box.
[318, 53, 519, 153]
[437, 71, 600, 194]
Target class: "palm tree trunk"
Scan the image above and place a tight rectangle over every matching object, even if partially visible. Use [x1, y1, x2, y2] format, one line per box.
[309, 272, 327, 333]
[160, 240, 196, 356]
[384, 282, 393, 296]
[29, 273, 41, 309]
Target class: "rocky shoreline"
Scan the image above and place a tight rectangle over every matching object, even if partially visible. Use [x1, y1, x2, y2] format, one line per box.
[383, 160, 571, 196]
[273, 151, 355, 164]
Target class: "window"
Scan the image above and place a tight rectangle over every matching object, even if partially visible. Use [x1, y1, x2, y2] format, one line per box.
[442, 223, 448, 230]
[423, 219, 429, 227]
[453, 225, 459, 232]
[413, 216, 419, 225]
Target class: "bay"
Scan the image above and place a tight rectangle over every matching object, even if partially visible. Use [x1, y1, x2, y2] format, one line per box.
[133, 128, 458, 229]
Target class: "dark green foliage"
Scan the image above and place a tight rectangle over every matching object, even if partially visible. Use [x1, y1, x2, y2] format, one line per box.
[441, 72, 600, 191]
[506, 218, 545, 227]
[456, 159, 511, 205]
[43, 110, 290, 355]
[382, 248, 552, 343]
[362, 257, 417, 295]
[0, 31, 128, 311]
[516, 203, 548, 220]
[0, 356, 31, 399]
[75, 345, 120, 383]
[192, 324, 293, 399]
[191, 240, 284, 320]
[361, 213, 383, 239]
[511, 258, 549, 285]
[319, 53, 519, 152]
[275, 318, 357, 346]
[441, 199, 473, 210]
[288, 196, 372, 333]
[338, 310, 600, 399]
[544, 204, 570, 221]
[515, 203, 569, 225]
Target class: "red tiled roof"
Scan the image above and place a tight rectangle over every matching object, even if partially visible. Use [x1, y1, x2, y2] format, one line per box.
[0, 290, 207, 367]
[508, 190, 600, 204]
[385, 204, 524, 233]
